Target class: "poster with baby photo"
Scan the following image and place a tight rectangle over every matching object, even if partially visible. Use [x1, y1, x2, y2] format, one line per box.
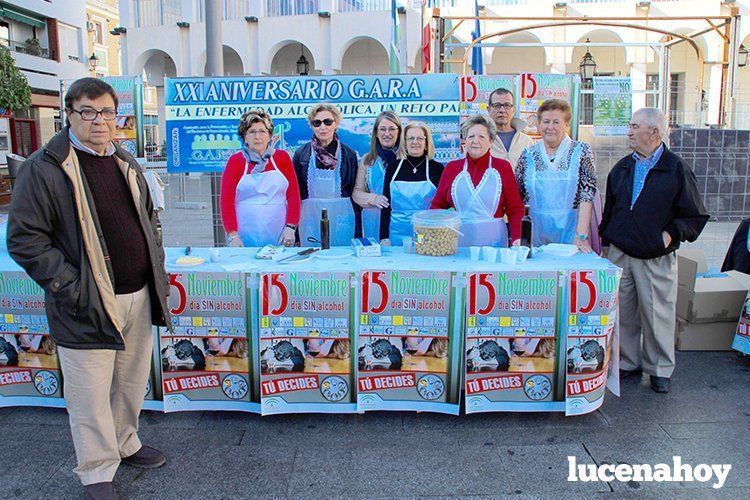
[464, 270, 560, 413]
[357, 270, 460, 414]
[564, 267, 621, 416]
[732, 291, 750, 355]
[160, 271, 256, 412]
[142, 327, 164, 411]
[259, 271, 356, 414]
[0, 271, 63, 407]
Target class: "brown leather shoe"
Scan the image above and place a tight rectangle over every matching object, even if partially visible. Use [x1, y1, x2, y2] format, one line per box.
[83, 482, 119, 500]
[122, 445, 166, 469]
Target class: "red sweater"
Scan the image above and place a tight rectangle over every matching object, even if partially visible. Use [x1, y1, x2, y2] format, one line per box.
[430, 151, 524, 242]
[220, 150, 301, 233]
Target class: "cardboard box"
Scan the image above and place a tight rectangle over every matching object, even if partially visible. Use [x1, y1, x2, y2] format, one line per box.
[677, 249, 708, 289]
[676, 249, 750, 323]
[675, 319, 738, 351]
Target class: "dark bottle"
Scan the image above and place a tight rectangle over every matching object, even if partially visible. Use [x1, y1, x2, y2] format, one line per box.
[520, 205, 533, 255]
[320, 209, 330, 249]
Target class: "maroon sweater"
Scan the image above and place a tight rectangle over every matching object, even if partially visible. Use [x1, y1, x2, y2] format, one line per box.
[78, 150, 150, 294]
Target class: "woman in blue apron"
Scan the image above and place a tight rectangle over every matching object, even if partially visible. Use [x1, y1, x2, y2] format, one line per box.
[515, 99, 597, 253]
[220, 109, 300, 247]
[292, 104, 361, 246]
[353, 111, 403, 240]
[381, 121, 443, 245]
[430, 115, 525, 247]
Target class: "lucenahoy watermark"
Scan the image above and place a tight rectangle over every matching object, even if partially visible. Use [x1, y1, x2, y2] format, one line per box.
[567, 456, 731, 489]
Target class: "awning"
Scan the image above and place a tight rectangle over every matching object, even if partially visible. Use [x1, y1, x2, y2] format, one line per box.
[0, 5, 46, 29]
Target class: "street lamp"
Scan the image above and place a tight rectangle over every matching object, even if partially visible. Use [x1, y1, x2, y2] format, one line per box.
[296, 44, 309, 76]
[579, 38, 597, 82]
[739, 44, 749, 68]
[88, 52, 99, 71]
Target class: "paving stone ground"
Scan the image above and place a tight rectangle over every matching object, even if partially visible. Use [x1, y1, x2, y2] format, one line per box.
[2, 193, 747, 498]
[1, 351, 748, 499]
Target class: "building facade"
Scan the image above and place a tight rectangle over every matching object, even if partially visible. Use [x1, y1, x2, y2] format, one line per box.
[1, 0, 87, 161]
[118, 0, 750, 145]
[85, 0, 121, 78]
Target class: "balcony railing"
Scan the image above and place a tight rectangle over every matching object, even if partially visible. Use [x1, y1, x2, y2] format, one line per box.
[265, 0, 319, 17]
[337, 0, 390, 12]
[0, 37, 51, 59]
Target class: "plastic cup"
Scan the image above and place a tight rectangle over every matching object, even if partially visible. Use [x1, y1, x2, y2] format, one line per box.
[482, 246, 497, 263]
[402, 237, 414, 254]
[470, 246, 481, 261]
[500, 248, 518, 265]
[516, 246, 530, 263]
[209, 248, 220, 263]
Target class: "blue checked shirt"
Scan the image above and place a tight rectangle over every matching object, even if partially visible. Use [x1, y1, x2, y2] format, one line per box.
[631, 143, 664, 207]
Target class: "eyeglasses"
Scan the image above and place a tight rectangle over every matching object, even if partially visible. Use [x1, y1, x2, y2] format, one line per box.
[311, 118, 335, 128]
[71, 107, 117, 121]
[377, 127, 398, 134]
[406, 137, 426, 143]
[246, 129, 270, 136]
[489, 103, 514, 110]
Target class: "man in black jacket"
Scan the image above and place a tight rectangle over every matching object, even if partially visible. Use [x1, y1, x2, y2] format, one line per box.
[7, 78, 172, 500]
[600, 107, 708, 394]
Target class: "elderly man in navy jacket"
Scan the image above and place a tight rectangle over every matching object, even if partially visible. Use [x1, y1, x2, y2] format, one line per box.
[600, 108, 708, 394]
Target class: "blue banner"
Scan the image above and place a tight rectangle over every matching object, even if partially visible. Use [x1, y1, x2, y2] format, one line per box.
[164, 74, 462, 173]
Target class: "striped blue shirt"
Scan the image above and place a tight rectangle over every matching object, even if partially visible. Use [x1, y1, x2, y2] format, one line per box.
[631, 143, 664, 207]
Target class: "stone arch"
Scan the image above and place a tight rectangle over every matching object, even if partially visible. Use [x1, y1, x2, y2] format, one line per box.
[196, 45, 246, 76]
[567, 29, 628, 77]
[488, 31, 547, 75]
[133, 48, 178, 86]
[266, 40, 319, 76]
[339, 36, 389, 75]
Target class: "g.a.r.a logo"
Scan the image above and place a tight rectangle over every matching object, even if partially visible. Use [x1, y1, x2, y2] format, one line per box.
[33, 370, 59, 396]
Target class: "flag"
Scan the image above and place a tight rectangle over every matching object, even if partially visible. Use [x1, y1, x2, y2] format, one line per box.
[471, 0, 483, 75]
[421, 0, 431, 73]
[390, 0, 402, 74]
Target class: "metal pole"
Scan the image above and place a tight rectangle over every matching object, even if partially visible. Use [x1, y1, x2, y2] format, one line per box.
[726, 13, 740, 128]
[657, 45, 664, 112]
[436, 15, 445, 74]
[205, 0, 226, 246]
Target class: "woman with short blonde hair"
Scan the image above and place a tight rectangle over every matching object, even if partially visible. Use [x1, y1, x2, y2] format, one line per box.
[293, 103, 360, 246]
[378, 120, 443, 245]
[353, 111, 403, 240]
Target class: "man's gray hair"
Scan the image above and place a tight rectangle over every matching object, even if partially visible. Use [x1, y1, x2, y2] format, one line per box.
[633, 107, 669, 141]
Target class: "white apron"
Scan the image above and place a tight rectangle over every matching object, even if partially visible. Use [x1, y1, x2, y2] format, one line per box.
[451, 158, 508, 247]
[361, 158, 386, 240]
[235, 157, 288, 247]
[299, 144, 356, 247]
[389, 159, 436, 246]
[525, 137, 580, 247]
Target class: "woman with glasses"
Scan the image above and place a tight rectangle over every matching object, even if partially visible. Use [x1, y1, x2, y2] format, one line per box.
[430, 114, 524, 247]
[293, 103, 360, 246]
[220, 109, 301, 247]
[380, 121, 443, 245]
[353, 111, 402, 241]
[515, 99, 597, 252]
